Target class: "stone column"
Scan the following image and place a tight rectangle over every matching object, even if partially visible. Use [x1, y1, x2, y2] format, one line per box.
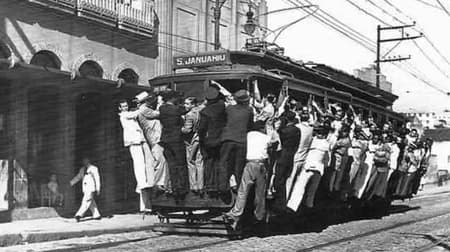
[153, 0, 173, 77]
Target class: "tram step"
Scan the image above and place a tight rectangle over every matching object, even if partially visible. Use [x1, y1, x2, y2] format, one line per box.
[158, 212, 221, 221]
[152, 222, 239, 236]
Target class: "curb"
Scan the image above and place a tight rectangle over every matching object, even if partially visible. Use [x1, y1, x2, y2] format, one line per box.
[0, 223, 157, 247]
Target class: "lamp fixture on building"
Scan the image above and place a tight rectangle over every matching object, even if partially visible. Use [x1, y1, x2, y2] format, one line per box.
[243, 5, 256, 36]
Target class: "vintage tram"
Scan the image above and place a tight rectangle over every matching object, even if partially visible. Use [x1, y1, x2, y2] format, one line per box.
[147, 44, 405, 236]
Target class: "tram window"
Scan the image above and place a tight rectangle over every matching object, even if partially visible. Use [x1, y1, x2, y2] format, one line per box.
[292, 91, 309, 107]
[251, 79, 283, 100]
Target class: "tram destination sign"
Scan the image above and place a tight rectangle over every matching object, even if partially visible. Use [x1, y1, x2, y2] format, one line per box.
[173, 51, 230, 69]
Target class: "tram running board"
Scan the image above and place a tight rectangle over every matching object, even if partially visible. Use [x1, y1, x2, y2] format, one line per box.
[152, 221, 240, 237]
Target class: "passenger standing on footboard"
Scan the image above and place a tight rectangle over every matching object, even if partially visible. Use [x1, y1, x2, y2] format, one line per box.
[118, 98, 153, 212]
[158, 92, 190, 197]
[273, 111, 300, 213]
[223, 120, 272, 229]
[198, 87, 227, 193]
[287, 124, 330, 212]
[135, 93, 169, 192]
[182, 97, 204, 193]
[219, 90, 254, 192]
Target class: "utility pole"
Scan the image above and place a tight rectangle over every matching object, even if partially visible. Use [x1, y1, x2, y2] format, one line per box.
[376, 23, 422, 88]
[213, 0, 227, 50]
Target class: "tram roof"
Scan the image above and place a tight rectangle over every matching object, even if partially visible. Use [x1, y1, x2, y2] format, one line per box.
[151, 50, 398, 106]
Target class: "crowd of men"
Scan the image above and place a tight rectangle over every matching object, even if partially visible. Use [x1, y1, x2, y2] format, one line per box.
[117, 83, 433, 228]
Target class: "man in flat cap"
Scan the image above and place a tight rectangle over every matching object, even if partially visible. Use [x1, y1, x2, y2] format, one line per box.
[198, 87, 227, 192]
[219, 89, 254, 193]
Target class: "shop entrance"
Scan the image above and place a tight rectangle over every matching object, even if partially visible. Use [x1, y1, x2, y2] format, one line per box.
[0, 84, 10, 211]
[74, 92, 104, 204]
[27, 87, 62, 208]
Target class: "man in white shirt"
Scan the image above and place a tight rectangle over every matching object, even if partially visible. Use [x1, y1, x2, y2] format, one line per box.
[118, 98, 153, 212]
[223, 121, 271, 229]
[287, 125, 330, 212]
[286, 107, 314, 199]
[70, 158, 101, 222]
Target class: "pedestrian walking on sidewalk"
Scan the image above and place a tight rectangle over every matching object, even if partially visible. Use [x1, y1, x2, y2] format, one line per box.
[70, 158, 101, 222]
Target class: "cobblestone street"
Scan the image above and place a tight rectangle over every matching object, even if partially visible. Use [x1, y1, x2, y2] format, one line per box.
[4, 191, 450, 252]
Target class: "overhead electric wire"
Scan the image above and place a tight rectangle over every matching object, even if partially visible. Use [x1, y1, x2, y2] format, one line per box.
[382, 0, 415, 22]
[412, 40, 450, 79]
[401, 61, 449, 93]
[341, 0, 450, 82]
[375, 0, 450, 69]
[344, 0, 391, 26]
[366, 0, 406, 25]
[270, 6, 319, 43]
[301, 0, 376, 47]
[436, 0, 450, 16]
[285, 0, 376, 50]
[286, 0, 448, 95]
[414, 0, 442, 10]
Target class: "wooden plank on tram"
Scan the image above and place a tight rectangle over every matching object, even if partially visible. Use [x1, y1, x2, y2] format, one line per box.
[151, 191, 235, 210]
[152, 222, 235, 236]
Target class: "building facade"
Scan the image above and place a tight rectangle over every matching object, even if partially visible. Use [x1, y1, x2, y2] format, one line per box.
[403, 111, 450, 130]
[353, 65, 393, 93]
[0, 0, 267, 221]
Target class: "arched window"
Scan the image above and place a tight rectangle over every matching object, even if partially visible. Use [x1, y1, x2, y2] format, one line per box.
[30, 50, 61, 69]
[118, 68, 139, 85]
[78, 60, 103, 78]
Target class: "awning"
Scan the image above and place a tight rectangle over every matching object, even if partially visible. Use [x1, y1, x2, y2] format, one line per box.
[0, 59, 151, 94]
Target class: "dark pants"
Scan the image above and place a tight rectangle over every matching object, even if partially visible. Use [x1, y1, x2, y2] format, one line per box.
[328, 154, 349, 192]
[303, 170, 322, 208]
[364, 166, 389, 200]
[161, 141, 189, 194]
[395, 171, 415, 197]
[411, 169, 426, 195]
[219, 141, 247, 191]
[273, 150, 296, 210]
[203, 144, 223, 192]
[228, 160, 267, 221]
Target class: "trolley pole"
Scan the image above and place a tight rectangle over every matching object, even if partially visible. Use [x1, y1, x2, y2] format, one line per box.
[376, 25, 381, 89]
[213, 0, 227, 50]
[375, 22, 422, 88]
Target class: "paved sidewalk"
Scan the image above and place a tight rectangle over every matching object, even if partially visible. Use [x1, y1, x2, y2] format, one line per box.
[416, 183, 450, 197]
[0, 213, 158, 247]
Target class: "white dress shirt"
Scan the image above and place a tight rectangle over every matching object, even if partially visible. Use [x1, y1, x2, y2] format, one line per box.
[119, 109, 146, 147]
[246, 131, 271, 160]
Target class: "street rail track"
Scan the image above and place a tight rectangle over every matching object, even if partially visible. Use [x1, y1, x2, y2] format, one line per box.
[39, 191, 450, 252]
[297, 211, 450, 252]
[412, 235, 450, 252]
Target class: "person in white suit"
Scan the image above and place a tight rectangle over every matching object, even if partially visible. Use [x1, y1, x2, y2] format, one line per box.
[70, 158, 101, 222]
[118, 97, 154, 212]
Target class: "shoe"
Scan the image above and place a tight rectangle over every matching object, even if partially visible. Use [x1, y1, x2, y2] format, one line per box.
[142, 208, 154, 213]
[222, 213, 239, 230]
[75, 216, 81, 222]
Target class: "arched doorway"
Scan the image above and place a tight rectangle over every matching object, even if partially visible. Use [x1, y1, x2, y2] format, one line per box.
[78, 60, 103, 78]
[118, 68, 139, 85]
[30, 50, 62, 69]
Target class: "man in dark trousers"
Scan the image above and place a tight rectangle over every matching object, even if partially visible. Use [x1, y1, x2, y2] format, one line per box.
[198, 87, 227, 192]
[273, 111, 300, 213]
[158, 92, 189, 196]
[219, 89, 254, 192]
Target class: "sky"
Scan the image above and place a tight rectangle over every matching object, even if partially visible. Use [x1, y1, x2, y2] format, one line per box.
[265, 0, 450, 113]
